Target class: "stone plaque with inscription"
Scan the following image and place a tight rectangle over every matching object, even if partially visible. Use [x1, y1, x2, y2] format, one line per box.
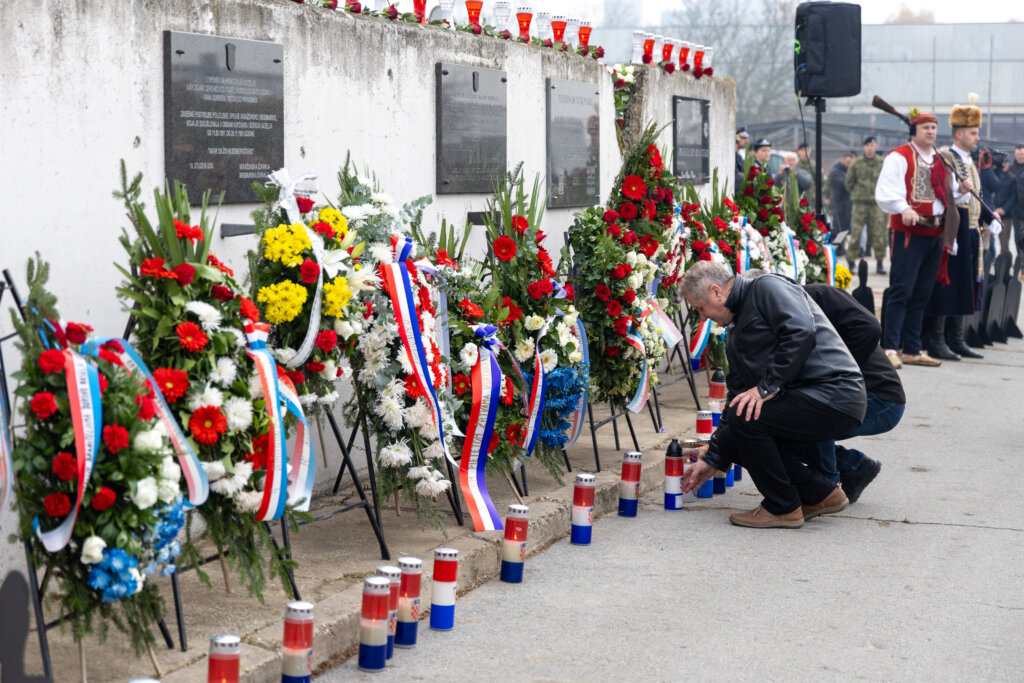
[436, 62, 507, 194]
[672, 96, 710, 184]
[546, 79, 600, 209]
[164, 31, 284, 204]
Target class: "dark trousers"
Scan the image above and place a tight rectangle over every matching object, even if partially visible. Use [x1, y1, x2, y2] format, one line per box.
[882, 232, 942, 354]
[714, 392, 862, 515]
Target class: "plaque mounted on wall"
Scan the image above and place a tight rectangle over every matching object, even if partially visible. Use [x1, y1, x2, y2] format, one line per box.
[672, 96, 710, 184]
[546, 79, 600, 209]
[164, 31, 284, 204]
[436, 62, 508, 195]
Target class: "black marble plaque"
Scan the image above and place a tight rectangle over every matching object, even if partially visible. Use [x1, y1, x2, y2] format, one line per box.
[672, 96, 710, 184]
[164, 31, 284, 204]
[546, 79, 600, 209]
[436, 62, 508, 194]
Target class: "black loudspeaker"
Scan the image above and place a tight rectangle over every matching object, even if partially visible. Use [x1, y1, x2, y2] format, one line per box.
[795, 2, 861, 98]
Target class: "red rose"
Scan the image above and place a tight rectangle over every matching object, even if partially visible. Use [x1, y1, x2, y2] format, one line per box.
[103, 424, 130, 454]
[774, 207, 785, 218]
[211, 285, 234, 302]
[694, 66, 704, 79]
[30, 392, 58, 420]
[595, 284, 611, 302]
[512, 215, 529, 233]
[743, 185, 755, 197]
[765, 177, 776, 188]
[38, 349, 65, 374]
[621, 175, 648, 201]
[52, 452, 77, 481]
[471, 23, 483, 34]
[306, 361, 325, 373]
[44, 493, 71, 517]
[527, 279, 553, 300]
[136, 393, 156, 421]
[100, 340, 124, 354]
[499, 29, 512, 39]
[296, 197, 315, 213]
[173, 263, 196, 286]
[691, 240, 706, 252]
[606, 300, 623, 317]
[385, 3, 398, 19]
[615, 78, 626, 88]
[65, 322, 92, 345]
[705, 67, 714, 76]
[603, 209, 620, 224]
[758, 208, 770, 221]
[315, 330, 338, 353]
[759, 195, 772, 205]
[596, 47, 606, 58]
[605, 345, 620, 357]
[699, 252, 713, 261]
[621, 230, 638, 246]
[799, 198, 810, 208]
[98, 374, 108, 394]
[619, 202, 639, 220]
[614, 316, 632, 336]
[98, 349, 123, 367]
[563, 284, 575, 300]
[642, 54, 653, 64]
[663, 62, 676, 74]
[493, 235, 517, 262]
[90, 487, 116, 511]
[760, 227, 771, 237]
[610, 265, 625, 280]
[805, 240, 819, 256]
[606, 224, 622, 238]
[287, 370, 305, 385]
[299, 259, 321, 284]
[622, 289, 636, 304]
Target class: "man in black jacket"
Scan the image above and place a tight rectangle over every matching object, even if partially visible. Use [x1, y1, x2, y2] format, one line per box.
[680, 262, 867, 528]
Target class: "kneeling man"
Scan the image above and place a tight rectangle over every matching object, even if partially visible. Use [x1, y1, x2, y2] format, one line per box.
[681, 262, 867, 528]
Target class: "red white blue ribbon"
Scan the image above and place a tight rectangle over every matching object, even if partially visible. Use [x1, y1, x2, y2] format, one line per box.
[785, 233, 801, 281]
[245, 322, 288, 521]
[645, 299, 685, 350]
[736, 219, 751, 275]
[624, 325, 649, 413]
[82, 338, 209, 508]
[522, 345, 546, 460]
[383, 238, 453, 464]
[565, 318, 589, 449]
[413, 257, 453, 398]
[33, 350, 102, 552]
[824, 243, 837, 286]
[0, 376, 13, 518]
[275, 371, 316, 512]
[459, 326, 504, 531]
[689, 318, 713, 371]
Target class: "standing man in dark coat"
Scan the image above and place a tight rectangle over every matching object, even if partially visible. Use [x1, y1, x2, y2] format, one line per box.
[827, 151, 855, 240]
[995, 145, 1024, 255]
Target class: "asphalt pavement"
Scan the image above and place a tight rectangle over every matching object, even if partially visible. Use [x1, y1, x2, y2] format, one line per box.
[319, 337, 1024, 682]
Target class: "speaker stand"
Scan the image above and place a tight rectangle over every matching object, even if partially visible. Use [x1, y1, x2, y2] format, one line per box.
[808, 96, 827, 224]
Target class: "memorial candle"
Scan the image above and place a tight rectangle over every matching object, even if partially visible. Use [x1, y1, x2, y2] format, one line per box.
[664, 439, 684, 511]
[465, 0, 483, 27]
[578, 21, 592, 49]
[709, 368, 726, 401]
[652, 35, 665, 63]
[571, 473, 596, 545]
[281, 601, 314, 683]
[725, 464, 735, 488]
[439, 0, 455, 25]
[375, 566, 401, 661]
[678, 42, 692, 69]
[535, 11, 552, 41]
[694, 46, 706, 70]
[207, 635, 240, 683]
[493, 1, 512, 32]
[358, 577, 391, 672]
[394, 557, 422, 648]
[696, 410, 713, 441]
[500, 504, 529, 583]
[683, 440, 714, 499]
[734, 464, 743, 481]
[642, 33, 655, 61]
[709, 398, 725, 427]
[413, 0, 426, 23]
[618, 451, 643, 517]
[515, 6, 533, 41]
[550, 15, 567, 43]
[713, 469, 727, 495]
[662, 38, 676, 64]
[430, 548, 459, 631]
[631, 30, 645, 64]
[703, 47, 714, 69]
[565, 17, 581, 47]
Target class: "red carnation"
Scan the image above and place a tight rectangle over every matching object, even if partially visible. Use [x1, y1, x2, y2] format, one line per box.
[52, 452, 77, 481]
[90, 487, 116, 511]
[207, 253, 235, 277]
[299, 259, 321, 284]
[526, 279, 554, 300]
[621, 175, 648, 201]
[287, 370, 305, 385]
[38, 349, 65, 374]
[622, 289, 636, 304]
[136, 393, 156, 421]
[174, 219, 203, 243]
[189, 406, 227, 445]
[605, 345, 620, 357]
[537, 249, 556, 277]
[691, 240, 707, 252]
[97, 349, 124, 367]
[744, 185, 756, 197]
[296, 197, 315, 214]
[44, 493, 71, 517]
[98, 374, 108, 394]
[315, 330, 337, 353]
[619, 202, 639, 220]
[805, 240, 819, 256]
[765, 177, 776, 188]
[595, 284, 611, 302]
[493, 235, 517, 262]
[173, 263, 196, 287]
[312, 221, 335, 239]
[606, 224, 622, 238]
[648, 145, 663, 169]
[103, 424, 130, 454]
[603, 210, 620, 224]
[759, 195, 772, 205]
[758, 208, 770, 221]
[306, 361, 325, 373]
[65, 322, 93, 345]
[100, 340, 124, 353]
[30, 392, 58, 420]
[512, 215, 529, 234]
[620, 230, 638, 245]
[153, 367, 189, 402]
[606, 300, 623, 317]
[211, 285, 234, 302]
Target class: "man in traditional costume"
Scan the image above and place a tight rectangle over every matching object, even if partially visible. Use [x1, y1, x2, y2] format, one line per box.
[922, 96, 992, 360]
[875, 110, 959, 369]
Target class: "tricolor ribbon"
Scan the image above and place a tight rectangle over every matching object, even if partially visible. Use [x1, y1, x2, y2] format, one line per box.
[382, 238, 453, 464]
[824, 243, 837, 287]
[521, 333, 547, 461]
[82, 338, 209, 508]
[33, 350, 102, 552]
[564, 318, 589, 449]
[645, 299, 685, 350]
[413, 258, 453, 398]
[689, 318, 713, 371]
[459, 325, 505, 531]
[623, 324, 649, 413]
[275, 371, 316, 512]
[244, 322, 289, 521]
[0, 379, 13, 518]
[788, 235, 801, 281]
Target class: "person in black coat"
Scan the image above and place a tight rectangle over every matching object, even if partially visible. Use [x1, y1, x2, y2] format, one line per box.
[827, 151, 855, 238]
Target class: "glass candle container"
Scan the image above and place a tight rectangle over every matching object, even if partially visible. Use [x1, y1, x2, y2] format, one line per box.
[570, 473, 595, 545]
[500, 504, 529, 583]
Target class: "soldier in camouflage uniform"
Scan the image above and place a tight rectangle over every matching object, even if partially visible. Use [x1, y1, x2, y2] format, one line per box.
[797, 143, 816, 201]
[845, 136, 889, 273]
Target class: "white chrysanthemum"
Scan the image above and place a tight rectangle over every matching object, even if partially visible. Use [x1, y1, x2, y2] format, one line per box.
[369, 243, 394, 264]
[514, 338, 535, 363]
[376, 395, 405, 431]
[273, 347, 297, 364]
[459, 343, 478, 370]
[379, 441, 413, 468]
[187, 386, 224, 412]
[341, 204, 379, 224]
[569, 350, 584, 363]
[201, 460, 227, 481]
[424, 340, 435, 365]
[405, 400, 432, 430]
[380, 378, 403, 401]
[407, 466, 433, 480]
[415, 475, 451, 497]
[248, 372, 265, 399]
[210, 357, 238, 388]
[524, 315, 544, 331]
[396, 350, 414, 375]
[210, 461, 253, 498]
[371, 192, 394, 205]
[185, 301, 222, 332]
[299, 394, 317, 406]
[319, 391, 339, 405]
[540, 348, 558, 373]
[320, 360, 338, 381]
[223, 396, 253, 432]
[235, 490, 264, 514]
[423, 440, 445, 461]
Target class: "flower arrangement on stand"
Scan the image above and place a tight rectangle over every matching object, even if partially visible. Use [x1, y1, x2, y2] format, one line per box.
[737, 153, 808, 282]
[783, 180, 833, 285]
[9, 257, 183, 655]
[113, 166, 301, 600]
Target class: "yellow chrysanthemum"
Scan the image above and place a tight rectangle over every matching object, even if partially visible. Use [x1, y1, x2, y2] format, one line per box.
[263, 223, 312, 267]
[257, 280, 309, 324]
[322, 276, 353, 317]
[317, 207, 349, 237]
[835, 264, 852, 290]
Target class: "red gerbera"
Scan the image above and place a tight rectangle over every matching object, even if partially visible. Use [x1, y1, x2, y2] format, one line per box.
[38, 349, 65, 374]
[497, 297, 522, 326]
[238, 297, 260, 323]
[296, 197, 315, 214]
[189, 405, 227, 445]
[30, 392, 58, 420]
[153, 368, 189, 402]
[246, 433, 271, 470]
[90, 487, 116, 511]
[453, 373, 471, 397]
[404, 374, 427, 400]
[493, 235, 517, 262]
[436, 249, 458, 270]
[207, 253, 235, 277]
[52, 452, 77, 481]
[315, 330, 338, 353]
[459, 298, 484, 319]
[44, 493, 71, 517]
[176, 321, 208, 352]
[140, 257, 175, 279]
[640, 235, 660, 259]
[299, 259, 321, 284]
[536, 249, 556, 277]
[505, 422, 524, 446]
[103, 424, 130, 453]
[621, 175, 648, 201]
[512, 215, 529, 234]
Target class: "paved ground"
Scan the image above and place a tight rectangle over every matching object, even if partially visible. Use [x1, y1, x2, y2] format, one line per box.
[320, 336, 1024, 682]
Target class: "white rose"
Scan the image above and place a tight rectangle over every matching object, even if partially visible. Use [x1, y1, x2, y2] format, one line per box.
[524, 315, 545, 331]
[563, 313, 578, 327]
[626, 251, 637, 267]
[569, 350, 584, 363]
[131, 477, 159, 510]
[158, 478, 179, 504]
[80, 535, 106, 565]
[320, 360, 339, 381]
[132, 429, 164, 454]
[273, 347, 297, 364]
[160, 456, 181, 482]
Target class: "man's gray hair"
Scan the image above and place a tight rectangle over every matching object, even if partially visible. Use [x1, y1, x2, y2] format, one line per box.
[681, 261, 734, 302]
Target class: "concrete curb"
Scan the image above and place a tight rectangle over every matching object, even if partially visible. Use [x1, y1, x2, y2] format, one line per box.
[163, 438, 674, 681]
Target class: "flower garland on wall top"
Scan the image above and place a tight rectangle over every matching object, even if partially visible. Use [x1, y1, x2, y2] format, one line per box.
[249, 171, 374, 412]
[9, 257, 184, 654]
[114, 167, 301, 600]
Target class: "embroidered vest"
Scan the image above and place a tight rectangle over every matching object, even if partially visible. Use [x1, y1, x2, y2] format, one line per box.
[888, 144, 947, 236]
[947, 150, 982, 228]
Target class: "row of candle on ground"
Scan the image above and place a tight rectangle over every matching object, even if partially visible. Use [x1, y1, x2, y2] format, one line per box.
[630, 31, 715, 71]
[203, 600, 315, 683]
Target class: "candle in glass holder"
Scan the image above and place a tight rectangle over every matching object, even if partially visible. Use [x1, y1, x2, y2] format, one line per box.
[662, 38, 677, 64]
[703, 47, 714, 69]
[535, 11, 552, 40]
[430, 548, 459, 631]
[565, 17, 581, 47]
[709, 368, 726, 401]
[682, 439, 714, 499]
[515, 6, 532, 41]
[725, 465, 735, 487]
[696, 410, 713, 441]
[358, 577, 391, 672]
[713, 469, 727, 495]
[281, 601, 314, 683]
[500, 504, 529, 583]
[631, 30, 645, 63]
[678, 41, 692, 69]
[664, 438, 684, 511]
[618, 451, 643, 517]
[465, 0, 483, 26]
[550, 15, 567, 42]
[709, 398, 725, 427]
[394, 557, 422, 648]
[578, 21, 592, 49]
[694, 45, 706, 70]
[413, 0, 427, 23]
[734, 464, 743, 481]
[207, 635, 240, 683]
[371, 0, 388, 11]
[651, 35, 665, 62]
[375, 566, 401, 662]
[571, 473, 595, 545]
[493, 1, 511, 31]
[439, 0, 455, 25]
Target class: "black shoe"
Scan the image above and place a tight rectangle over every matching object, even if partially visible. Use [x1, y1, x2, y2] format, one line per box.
[948, 340, 983, 358]
[876, 260, 886, 275]
[927, 343, 961, 360]
[945, 316, 983, 358]
[841, 457, 882, 504]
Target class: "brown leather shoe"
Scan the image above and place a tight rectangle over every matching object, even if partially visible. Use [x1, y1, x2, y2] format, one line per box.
[801, 486, 850, 520]
[729, 505, 804, 528]
[885, 349, 903, 369]
[901, 351, 941, 367]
